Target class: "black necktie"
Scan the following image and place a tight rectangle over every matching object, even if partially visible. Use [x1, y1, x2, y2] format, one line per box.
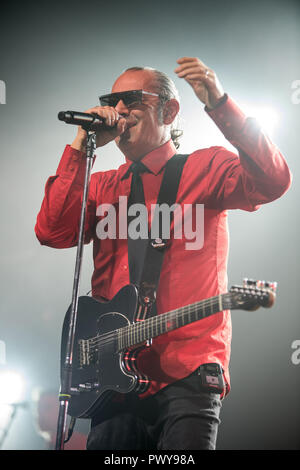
[127, 161, 149, 286]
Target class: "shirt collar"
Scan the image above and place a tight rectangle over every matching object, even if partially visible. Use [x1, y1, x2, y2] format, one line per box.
[120, 140, 177, 179]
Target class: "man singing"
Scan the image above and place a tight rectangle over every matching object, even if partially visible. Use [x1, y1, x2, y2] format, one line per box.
[35, 57, 291, 450]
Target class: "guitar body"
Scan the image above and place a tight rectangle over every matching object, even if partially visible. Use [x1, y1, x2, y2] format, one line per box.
[60, 278, 276, 419]
[60, 284, 149, 418]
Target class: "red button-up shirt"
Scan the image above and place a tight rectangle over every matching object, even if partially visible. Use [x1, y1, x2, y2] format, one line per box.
[35, 95, 291, 397]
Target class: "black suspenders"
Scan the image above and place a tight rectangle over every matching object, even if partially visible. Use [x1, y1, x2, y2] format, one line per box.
[128, 153, 189, 320]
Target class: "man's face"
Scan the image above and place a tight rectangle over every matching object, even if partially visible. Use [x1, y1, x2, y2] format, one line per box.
[110, 70, 168, 160]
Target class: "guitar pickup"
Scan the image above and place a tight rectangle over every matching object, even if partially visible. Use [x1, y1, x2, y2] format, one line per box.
[70, 382, 100, 394]
[78, 338, 97, 367]
[78, 339, 89, 367]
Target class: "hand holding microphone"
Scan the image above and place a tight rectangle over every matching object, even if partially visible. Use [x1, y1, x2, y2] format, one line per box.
[59, 106, 136, 151]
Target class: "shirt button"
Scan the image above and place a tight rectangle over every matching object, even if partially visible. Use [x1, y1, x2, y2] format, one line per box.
[72, 155, 78, 161]
[123, 265, 128, 270]
[69, 166, 75, 171]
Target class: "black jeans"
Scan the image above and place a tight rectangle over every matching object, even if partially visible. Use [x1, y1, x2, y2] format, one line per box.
[86, 371, 222, 450]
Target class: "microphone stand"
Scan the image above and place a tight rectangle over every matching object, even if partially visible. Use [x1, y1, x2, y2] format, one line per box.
[55, 128, 96, 450]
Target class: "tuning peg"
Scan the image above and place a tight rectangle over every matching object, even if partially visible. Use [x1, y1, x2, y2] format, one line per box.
[256, 280, 278, 292]
[263, 281, 278, 292]
[243, 278, 278, 292]
[243, 278, 257, 288]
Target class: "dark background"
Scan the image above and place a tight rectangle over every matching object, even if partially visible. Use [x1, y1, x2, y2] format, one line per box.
[0, 0, 299, 450]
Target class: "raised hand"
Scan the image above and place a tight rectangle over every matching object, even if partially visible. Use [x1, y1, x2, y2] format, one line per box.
[175, 57, 224, 109]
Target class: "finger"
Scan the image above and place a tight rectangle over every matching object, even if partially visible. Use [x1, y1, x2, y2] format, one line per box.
[176, 57, 207, 68]
[97, 107, 120, 126]
[109, 109, 120, 125]
[175, 63, 202, 73]
[175, 65, 209, 77]
[104, 117, 127, 139]
[176, 56, 199, 64]
[176, 69, 213, 82]
[181, 72, 213, 82]
[116, 118, 127, 134]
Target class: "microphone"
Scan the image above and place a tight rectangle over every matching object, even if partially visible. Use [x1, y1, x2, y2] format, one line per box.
[58, 110, 113, 131]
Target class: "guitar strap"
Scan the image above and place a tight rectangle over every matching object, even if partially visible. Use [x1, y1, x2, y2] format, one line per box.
[128, 153, 189, 320]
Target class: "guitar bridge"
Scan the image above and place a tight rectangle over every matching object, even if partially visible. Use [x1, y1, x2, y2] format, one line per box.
[70, 382, 100, 394]
[79, 338, 97, 367]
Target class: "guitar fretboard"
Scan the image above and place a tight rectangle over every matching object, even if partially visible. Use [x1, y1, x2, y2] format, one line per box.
[78, 285, 272, 367]
[117, 293, 232, 351]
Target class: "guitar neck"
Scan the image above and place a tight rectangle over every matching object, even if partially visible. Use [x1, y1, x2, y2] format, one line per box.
[117, 293, 231, 351]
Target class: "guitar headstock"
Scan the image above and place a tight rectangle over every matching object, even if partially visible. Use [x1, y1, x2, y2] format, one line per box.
[228, 278, 277, 311]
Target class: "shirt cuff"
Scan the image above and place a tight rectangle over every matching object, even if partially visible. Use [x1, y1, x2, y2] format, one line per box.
[205, 94, 247, 141]
[204, 93, 228, 111]
[56, 145, 94, 183]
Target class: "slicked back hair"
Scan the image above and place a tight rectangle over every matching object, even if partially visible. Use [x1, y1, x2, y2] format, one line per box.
[124, 66, 183, 149]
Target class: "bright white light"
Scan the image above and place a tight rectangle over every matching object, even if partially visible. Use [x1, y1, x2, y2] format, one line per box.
[241, 104, 280, 137]
[0, 404, 12, 429]
[0, 341, 5, 366]
[0, 370, 25, 405]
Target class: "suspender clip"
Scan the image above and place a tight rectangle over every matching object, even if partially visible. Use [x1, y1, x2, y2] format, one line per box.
[151, 238, 167, 250]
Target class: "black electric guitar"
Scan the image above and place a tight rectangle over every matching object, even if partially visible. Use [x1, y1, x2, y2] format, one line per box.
[61, 278, 277, 418]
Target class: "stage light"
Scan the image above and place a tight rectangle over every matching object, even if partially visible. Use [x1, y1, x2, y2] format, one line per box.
[0, 369, 25, 405]
[0, 369, 27, 448]
[241, 104, 280, 138]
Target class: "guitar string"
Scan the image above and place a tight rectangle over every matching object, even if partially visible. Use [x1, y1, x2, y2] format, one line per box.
[83, 288, 267, 353]
[82, 294, 234, 355]
[78, 289, 268, 364]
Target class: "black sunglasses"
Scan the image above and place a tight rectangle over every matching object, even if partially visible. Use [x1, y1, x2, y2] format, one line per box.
[99, 89, 161, 108]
